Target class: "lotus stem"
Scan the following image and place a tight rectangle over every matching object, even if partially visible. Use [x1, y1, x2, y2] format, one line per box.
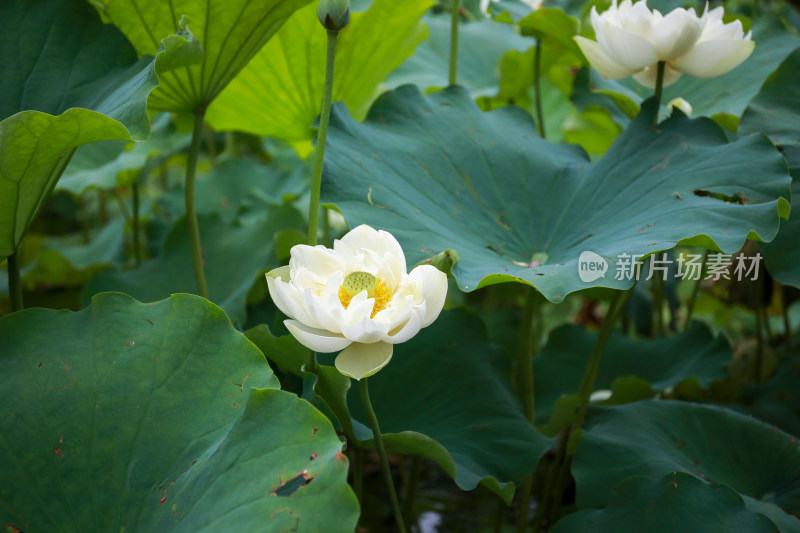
[352, 446, 364, 507]
[515, 287, 542, 531]
[517, 287, 541, 424]
[493, 496, 506, 533]
[133, 180, 142, 266]
[653, 60, 666, 125]
[7, 248, 23, 312]
[755, 275, 766, 381]
[79, 193, 90, 244]
[652, 267, 664, 336]
[186, 109, 209, 299]
[322, 207, 332, 247]
[534, 40, 546, 138]
[542, 289, 630, 525]
[359, 378, 406, 533]
[516, 475, 535, 532]
[784, 285, 793, 353]
[685, 250, 707, 329]
[402, 455, 422, 528]
[308, 29, 339, 247]
[574, 290, 629, 423]
[449, 0, 460, 85]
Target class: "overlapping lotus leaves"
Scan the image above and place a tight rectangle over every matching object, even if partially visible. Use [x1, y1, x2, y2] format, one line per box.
[0, 0, 173, 259]
[82, 208, 304, 323]
[94, 0, 312, 113]
[551, 472, 779, 532]
[573, 400, 800, 532]
[0, 293, 358, 532]
[741, 49, 800, 145]
[206, 0, 432, 140]
[251, 310, 555, 502]
[321, 85, 790, 302]
[760, 146, 800, 289]
[534, 322, 730, 422]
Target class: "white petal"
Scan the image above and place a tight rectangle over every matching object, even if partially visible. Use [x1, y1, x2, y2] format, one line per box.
[632, 62, 682, 88]
[575, 36, 641, 79]
[374, 293, 414, 330]
[619, 0, 655, 37]
[342, 290, 377, 322]
[408, 265, 448, 327]
[595, 20, 658, 70]
[341, 316, 392, 343]
[267, 275, 317, 326]
[335, 342, 394, 380]
[301, 287, 343, 333]
[672, 39, 754, 78]
[266, 265, 291, 279]
[336, 225, 407, 283]
[650, 9, 702, 60]
[289, 244, 345, 287]
[285, 320, 352, 353]
[384, 306, 425, 344]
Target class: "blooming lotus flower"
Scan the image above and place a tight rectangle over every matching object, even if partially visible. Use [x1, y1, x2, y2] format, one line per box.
[574, 0, 754, 88]
[267, 225, 448, 380]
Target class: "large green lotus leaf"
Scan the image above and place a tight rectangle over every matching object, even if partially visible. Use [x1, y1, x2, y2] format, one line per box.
[94, 0, 312, 113]
[761, 146, 800, 289]
[551, 472, 779, 533]
[296, 310, 555, 503]
[573, 400, 800, 532]
[206, 0, 431, 140]
[741, 49, 800, 146]
[534, 322, 730, 423]
[587, 17, 800, 122]
[385, 15, 532, 97]
[0, 293, 358, 532]
[321, 85, 791, 302]
[82, 208, 303, 323]
[57, 115, 192, 196]
[0, 0, 173, 260]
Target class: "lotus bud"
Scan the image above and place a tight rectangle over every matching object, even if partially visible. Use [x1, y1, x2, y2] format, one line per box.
[318, 0, 350, 30]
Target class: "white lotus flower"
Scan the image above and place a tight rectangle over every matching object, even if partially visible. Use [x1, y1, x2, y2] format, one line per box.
[574, 0, 754, 88]
[672, 5, 755, 78]
[266, 225, 448, 380]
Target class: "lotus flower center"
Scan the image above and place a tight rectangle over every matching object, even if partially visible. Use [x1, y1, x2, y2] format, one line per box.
[339, 271, 392, 318]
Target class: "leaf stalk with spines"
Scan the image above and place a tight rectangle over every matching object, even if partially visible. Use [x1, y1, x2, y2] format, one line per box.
[308, 29, 339, 246]
[359, 378, 407, 533]
[185, 109, 209, 299]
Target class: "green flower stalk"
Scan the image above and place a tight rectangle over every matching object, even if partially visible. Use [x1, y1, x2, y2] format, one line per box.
[8, 250, 23, 312]
[449, 0, 460, 85]
[360, 378, 407, 533]
[308, 0, 349, 246]
[185, 110, 209, 299]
